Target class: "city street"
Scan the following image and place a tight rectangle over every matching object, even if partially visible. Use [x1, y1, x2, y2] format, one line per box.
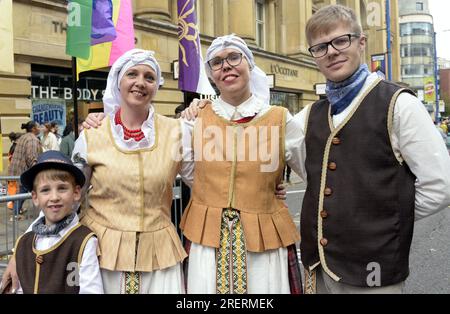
[286, 174, 450, 293]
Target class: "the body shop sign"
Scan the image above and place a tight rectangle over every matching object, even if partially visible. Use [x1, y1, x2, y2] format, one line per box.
[32, 86, 105, 101]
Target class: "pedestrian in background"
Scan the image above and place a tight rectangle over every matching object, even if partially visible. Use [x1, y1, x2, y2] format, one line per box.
[7, 132, 20, 163]
[298, 4, 450, 293]
[41, 122, 59, 152]
[8, 121, 42, 219]
[59, 123, 75, 159]
[440, 118, 448, 134]
[50, 121, 62, 145]
[6, 132, 21, 210]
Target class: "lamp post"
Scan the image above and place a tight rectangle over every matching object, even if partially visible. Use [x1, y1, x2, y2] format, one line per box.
[433, 31, 439, 124]
[433, 29, 450, 124]
[385, 0, 392, 81]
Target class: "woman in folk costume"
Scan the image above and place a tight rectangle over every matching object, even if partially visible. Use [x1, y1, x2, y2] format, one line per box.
[180, 34, 304, 294]
[71, 49, 192, 293]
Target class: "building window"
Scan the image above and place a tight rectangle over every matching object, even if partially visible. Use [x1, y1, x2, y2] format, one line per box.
[256, 0, 265, 48]
[193, 0, 200, 31]
[402, 64, 433, 77]
[416, 2, 424, 11]
[270, 91, 301, 114]
[401, 44, 433, 57]
[400, 22, 433, 37]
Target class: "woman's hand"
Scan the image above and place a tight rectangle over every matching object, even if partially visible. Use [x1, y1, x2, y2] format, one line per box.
[181, 98, 211, 121]
[275, 184, 287, 200]
[0, 255, 18, 294]
[81, 112, 106, 130]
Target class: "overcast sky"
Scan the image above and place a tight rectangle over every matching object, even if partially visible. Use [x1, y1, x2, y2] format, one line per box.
[429, 0, 450, 60]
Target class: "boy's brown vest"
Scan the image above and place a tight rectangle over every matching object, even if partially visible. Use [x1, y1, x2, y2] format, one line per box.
[15, 224, 95, 294]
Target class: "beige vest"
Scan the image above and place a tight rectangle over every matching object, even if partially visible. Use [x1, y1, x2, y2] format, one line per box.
[180, 104, 300, 252]
[82, 115, 186, 272]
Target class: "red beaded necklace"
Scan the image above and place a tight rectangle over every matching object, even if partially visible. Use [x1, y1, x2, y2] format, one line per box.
[114, 108, 145, 142]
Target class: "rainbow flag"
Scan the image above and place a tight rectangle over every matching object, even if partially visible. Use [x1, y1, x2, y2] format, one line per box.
[66, 0, 135, 79]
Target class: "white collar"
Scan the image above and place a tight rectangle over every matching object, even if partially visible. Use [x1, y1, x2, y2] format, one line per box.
[57, 213, 80, 237]
[212, 95, 268, 120]
[33, 212, 80, 239]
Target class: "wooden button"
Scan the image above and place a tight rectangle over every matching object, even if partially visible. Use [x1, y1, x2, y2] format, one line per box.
[332, 137, 341, 145]
[324, 188, 333, 196]
[320, 210, 329, 219]
[36, 255, 44, 264]
[320, 238, 328, 247]
[328, 162, 337, 171]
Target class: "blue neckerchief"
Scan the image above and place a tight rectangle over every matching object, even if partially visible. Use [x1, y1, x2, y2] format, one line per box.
[32, 212, 76, 236]
[326, 64, 370, 115]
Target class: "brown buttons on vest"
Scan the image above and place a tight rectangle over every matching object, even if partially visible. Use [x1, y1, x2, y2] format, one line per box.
[324, 188, 333, 196]
[35, 255, 44, 264]
[320, 238, 328, 247]
[328, 162, 337, 171]
[320, 210, 329, 219]
[332, 137, 341, 145]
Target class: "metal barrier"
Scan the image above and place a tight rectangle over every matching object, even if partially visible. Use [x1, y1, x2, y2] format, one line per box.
[0, 176, 35, 258]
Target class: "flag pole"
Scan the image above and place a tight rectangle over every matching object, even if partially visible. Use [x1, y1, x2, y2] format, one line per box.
[71, 57, 79, 139]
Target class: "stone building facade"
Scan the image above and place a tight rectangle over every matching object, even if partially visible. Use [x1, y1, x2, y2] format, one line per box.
[0, 0, 401, 174]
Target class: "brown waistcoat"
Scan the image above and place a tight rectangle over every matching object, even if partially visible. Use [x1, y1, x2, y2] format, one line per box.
[15, 224, 95, 294]
[301, 79, 417, 287]
[180, 104, 300, 252]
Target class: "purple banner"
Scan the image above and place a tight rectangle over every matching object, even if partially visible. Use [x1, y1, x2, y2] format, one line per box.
[91, 0, 117, 45]
[177, 0, 201, 93]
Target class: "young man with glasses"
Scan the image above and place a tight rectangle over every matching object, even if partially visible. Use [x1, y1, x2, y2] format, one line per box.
[297, 5, 450, 293]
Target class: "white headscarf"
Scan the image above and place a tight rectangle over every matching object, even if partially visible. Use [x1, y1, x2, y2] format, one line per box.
[103, 48, 164, 117]
[205, 34, 270, 105]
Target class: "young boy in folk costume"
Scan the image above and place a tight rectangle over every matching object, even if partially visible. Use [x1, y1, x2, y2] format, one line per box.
[13, 150, 103, 293]
[180, 34, 303, 294]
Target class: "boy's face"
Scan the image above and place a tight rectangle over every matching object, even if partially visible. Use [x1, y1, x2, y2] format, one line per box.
[310, 24, 366, 82]
[32, 177, 81, 226]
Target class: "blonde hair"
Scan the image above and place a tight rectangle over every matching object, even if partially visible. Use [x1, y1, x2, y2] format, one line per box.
[33, 169, 77, 191]
[306, 5, 363, 45]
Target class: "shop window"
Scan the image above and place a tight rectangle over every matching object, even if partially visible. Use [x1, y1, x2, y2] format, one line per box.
[30, 65, 107, 134]
[270, 91, 300, 115]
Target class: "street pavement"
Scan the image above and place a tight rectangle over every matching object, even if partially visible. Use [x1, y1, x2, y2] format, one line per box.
[285, 173, 450, 294]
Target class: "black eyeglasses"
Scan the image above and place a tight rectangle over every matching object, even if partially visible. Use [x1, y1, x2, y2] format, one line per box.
[208, 52, 243, 71]
[308, 34, 360, 58]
